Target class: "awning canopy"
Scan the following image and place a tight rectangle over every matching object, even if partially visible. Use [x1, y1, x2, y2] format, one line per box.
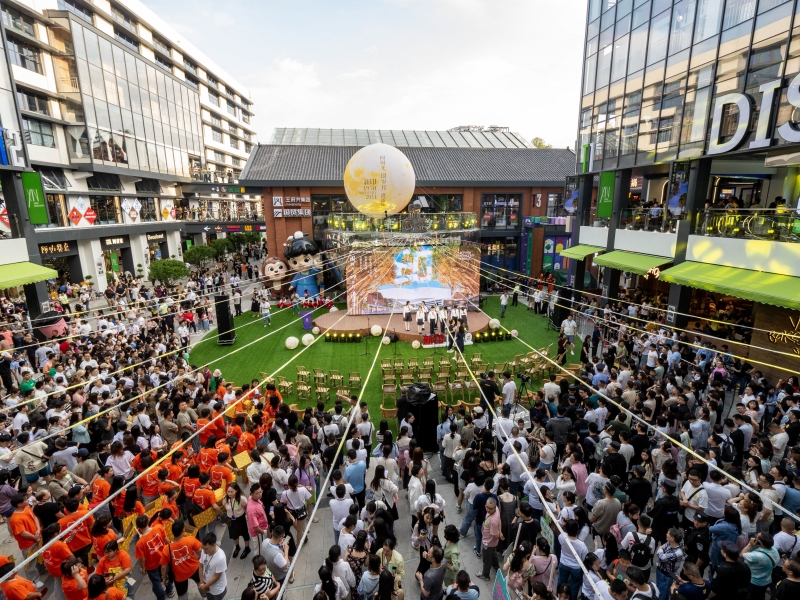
[0, 262, 58, 289]
[559, 244, 605, 260]
[592, 250, 672, 276]
[659, 261, 800, 312]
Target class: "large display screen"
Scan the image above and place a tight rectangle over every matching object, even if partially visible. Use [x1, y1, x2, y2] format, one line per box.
[346, 244, 480, 315]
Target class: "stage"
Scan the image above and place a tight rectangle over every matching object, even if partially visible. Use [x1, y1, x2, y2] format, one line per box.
[312, 312, 490, 343]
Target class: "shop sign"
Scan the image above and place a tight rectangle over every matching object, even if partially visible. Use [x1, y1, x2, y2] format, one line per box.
[21, 172, 48, 225]
[793, 219, 800, 235]
[666, 304, 677, 324]
[211, 186, 246, 194]
[75, 197, 88, 212]
[128, 210, 138, 221]
[214, 225, 222, 231]
[272, 196, 283, 206]
[597, 171, 615, 218]
[523, 216, 536, 227]
[161, 206, 170, 219]
[284, 196, 310, 204]
[83, 207, 97, 224]
[146, 232, 166, 242]
[257, 225, 266, 231]
[243, 225, 253, 232]
[133, 199, 142, 212]
[281, 208, 311, 217]
[101, 236, 128, 249]
[170, 207, 176, 219]
[68, 206, 82, 225]
[121, 199, 132, 213]
[643, 267, 661, 280]
[227, 225, 241, 232]
[767, 315, 800, 356]
[109, 251, 119, 272]
[39, 241, 74, 256]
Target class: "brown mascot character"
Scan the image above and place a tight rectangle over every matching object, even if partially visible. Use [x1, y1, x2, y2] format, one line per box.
[261, 256, 293, 303]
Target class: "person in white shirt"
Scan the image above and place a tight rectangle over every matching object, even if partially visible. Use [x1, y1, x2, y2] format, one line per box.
[680, 470, 708, 522]
[770, 422, 790, 465]
[558, 519, 588, 598]
[703, 471, 732, 520]
[501, 373, 517, 409]
[329, 484, 354, 545]
[561, 314, 578, 355]
[772, 518, 800, 557]
[494, 408, 514, 462]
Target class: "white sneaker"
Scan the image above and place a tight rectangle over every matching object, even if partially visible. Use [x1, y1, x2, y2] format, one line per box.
[34, 582, 45, 590]
[571, 350, 575, 355]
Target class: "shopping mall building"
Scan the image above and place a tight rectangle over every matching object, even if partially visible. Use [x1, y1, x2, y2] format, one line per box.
[567, 0, 800, 377]
[241, 127, 575, 277]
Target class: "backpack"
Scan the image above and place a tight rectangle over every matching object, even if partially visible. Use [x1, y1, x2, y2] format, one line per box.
[629, 533, 653, 568]
[719, 437, 736, 463]
[631, 583, 657, 600]
[609, 519, 632, 545]
[331, 414, 347, 438]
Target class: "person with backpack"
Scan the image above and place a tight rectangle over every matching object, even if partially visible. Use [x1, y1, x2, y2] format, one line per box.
[621, 513, 657, 580]
[624, 566, 657, 600]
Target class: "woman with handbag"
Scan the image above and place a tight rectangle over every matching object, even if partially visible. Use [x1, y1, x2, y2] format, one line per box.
[223, 483, 251, 559]
[280, 474, 312, 542]
[369, 466, 399, 521]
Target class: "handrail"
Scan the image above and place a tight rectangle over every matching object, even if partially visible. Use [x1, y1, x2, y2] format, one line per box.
[325, 211, 478, 233]
[695, 207, 800, 242]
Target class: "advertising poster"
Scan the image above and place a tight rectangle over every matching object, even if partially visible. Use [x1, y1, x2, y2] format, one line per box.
[543, 236, 572, 272]
[492, 569, 511, 600]
[667, 161, 690, 217]
[346, 245, 480, 315]
[564, 175, 580, 214]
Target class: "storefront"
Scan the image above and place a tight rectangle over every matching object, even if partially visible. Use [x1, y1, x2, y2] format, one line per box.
[100, 235, 134, 276]
[38, 241, 83, 283]
[146, 231, 168, 262]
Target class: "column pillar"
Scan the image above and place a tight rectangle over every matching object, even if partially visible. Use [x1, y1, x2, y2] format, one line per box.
[572, 173, 595, 291]
[600, 168, 631, 303]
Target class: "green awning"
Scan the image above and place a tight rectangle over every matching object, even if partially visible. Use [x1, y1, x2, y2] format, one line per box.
[0, 262, 58, 289]
[592, 250, 672, 276]
[559, 244, 605, 260]
[660, 261, 800, 311]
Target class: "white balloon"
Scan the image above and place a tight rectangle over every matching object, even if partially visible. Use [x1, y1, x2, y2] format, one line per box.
[285, 336, 299, 350]
[382, 336, 391, 345]
[343, 143, 416, 217]
[302, 333, 314, 346]
[511, 329, 519, 337]
[412, 340, 421, 349]
[371, 325, 383, 337]
[312, 326, 320, 335]
[329, 306, 339, 312]
[489, 318, 501, 330]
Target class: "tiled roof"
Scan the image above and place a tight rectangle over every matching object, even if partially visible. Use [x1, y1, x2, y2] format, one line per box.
[240, 145, 576, 187]
[270, 128, 533, 149]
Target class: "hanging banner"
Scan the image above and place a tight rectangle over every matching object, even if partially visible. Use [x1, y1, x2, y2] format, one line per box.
[667, 161, 690, 217]
[597, 171, 615, 218]
[21, 172, 48, 225]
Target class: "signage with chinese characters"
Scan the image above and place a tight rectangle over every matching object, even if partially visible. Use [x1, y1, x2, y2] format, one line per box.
[121, 199, 132, 213]
[101, 236, 129, 249]
[39, 242, 74, 256]
[75, 197, 88, 212]
[133, 199, 142, 212]
[243, 225, 252, 231]
[83, 207, 97, 224]
[211, 186, 246, 194]
[227, 225, 241, 232]
[284, 196, 310, 205]
[666, 304, 677, 324]
[68, 206, 82, 225]
[146, 232, 166, 242]
[280, 208, 311, 217]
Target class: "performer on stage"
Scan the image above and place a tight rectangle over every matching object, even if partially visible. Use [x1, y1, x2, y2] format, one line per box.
[403, 301, 412, 332]
[437, 304, 447, 334]
[428, 303, 438, 334]
[415, 305, 425, 334]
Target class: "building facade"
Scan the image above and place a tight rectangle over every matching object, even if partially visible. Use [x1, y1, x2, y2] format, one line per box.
[570, 0, 800, 378]
[0, 0, 262, 306]
[241, 128, 575, 277]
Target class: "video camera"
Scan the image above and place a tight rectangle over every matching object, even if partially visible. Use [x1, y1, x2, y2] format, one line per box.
[517, 372, 531, 384]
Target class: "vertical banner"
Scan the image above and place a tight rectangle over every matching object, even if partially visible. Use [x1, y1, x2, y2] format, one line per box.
[109, 251, 119, 272]
[21, 171, 48, 225]
[597, 171, 615, 218]
[667, 161, 690, 217]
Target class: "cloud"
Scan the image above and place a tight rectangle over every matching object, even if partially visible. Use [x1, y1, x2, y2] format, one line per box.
[338, 68, 378, 81]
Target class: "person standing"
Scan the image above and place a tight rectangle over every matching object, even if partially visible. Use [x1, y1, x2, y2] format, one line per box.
[709, 541, 751, 600]
[260, 526, 291, 588]
[560, 312, 578, 355]
[438, 304, 447, 335]
[512, 284, 520, 306]
[134, 515, 172, 600]
[476, 497, 502, 581]
[260, 298, 271, 327]
[403, 302, 412, 332]
[198, 533, 227, 600]
[500, 292, 509, 318]
[416, 305, 426, 335]
[344, 449, 367, 509]
[429, 304, 438, 335]
[161, 520, 202, 600]
[741, 533, 781, 600]
[416, 545, 446, 600]
[655, 528, 686, 600]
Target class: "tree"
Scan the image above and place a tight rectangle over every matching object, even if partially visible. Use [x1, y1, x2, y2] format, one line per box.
[210, 238, 232, 259]
[243, 232, 261, 246]
[183, 245, 216, 268]
[531, 137, 552, 148]
[148, 259, 190, 287]
[227, 233, 246, 252]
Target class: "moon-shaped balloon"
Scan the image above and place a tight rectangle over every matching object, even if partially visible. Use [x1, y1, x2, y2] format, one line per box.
[344, 143, 416, 217]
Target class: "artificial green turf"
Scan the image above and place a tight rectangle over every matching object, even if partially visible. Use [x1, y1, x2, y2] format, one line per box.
[189, 297, 578, 423]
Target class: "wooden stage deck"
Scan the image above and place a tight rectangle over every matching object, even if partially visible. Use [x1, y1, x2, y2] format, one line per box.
[312, 312, 490, 343]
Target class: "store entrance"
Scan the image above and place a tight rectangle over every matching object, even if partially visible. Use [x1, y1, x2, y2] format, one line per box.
[711, 176, 765, 207]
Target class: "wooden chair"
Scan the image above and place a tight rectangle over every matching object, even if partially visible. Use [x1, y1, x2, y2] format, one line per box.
[334, 387, 349, 399]
[329, 370, 344, 387]
[493, 362, 507, 374]
[315, 385, 331, 403]
[381, 358, 393, 369]
[382, 383, 397, 405]
[432, 380, 449, 403]
[476, 362, 489, 375]
[456, 365, 470, 380]
[393, 358, 405, 370]
[423, 357, 435, 369]
[508, 354, 524, 374]
[418, 368, 433, 385]
[313, 368, 327, 387]
[407, 357, 419, 373]
[296, 381, 311, 403]
[400, 370, 415, 386]
[466, 378, 480, 399]
[470, 353, 483, 368]
[295, 365, 310, 381]
[382, 367, 396, 384]
[348, 372, 362, 391]
[259, 372, 274, 387]
[435, 373, 450, 385]
[519, 352, 535, 371]
[448, 379, 467, 404]
[438, 364, 451, 379]
[276, 375, 293, 396]
[438, 358, 451, 369]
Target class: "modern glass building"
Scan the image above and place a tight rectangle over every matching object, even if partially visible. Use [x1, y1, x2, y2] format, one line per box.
[569, 0, 800, 380]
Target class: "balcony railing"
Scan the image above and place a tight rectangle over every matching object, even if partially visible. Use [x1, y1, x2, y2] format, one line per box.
[695, 207, 800, 243]
[325, 212, 478, 233]
[620, 207, 682, 233]
[56, 76, 80, 94]
[185, 208, 262, 222]
[582, 209, 610, 227]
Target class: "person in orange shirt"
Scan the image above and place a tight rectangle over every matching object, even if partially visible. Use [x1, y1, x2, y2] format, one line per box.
[237, 423, 258, 456]
[264, 382, 283, 404]
[196, 409, 213, 447]
[166, 452, 186, 485]
[0, 563, 43, 600]
[227, 415, 244, 441]
[211, 403, 226, 440]
[59, 558, 88, 600]
[9, 493, 40, 553]
[160, 519, 202, 600]
[131, 449, 158, 474]
[263, 394, 280, 430]
[197, 438, 219, 473]
[90, 514, 120, 558]
[209, 452, 234, 490]
[89, 467, 113, 509]
[134, 515, 173, 600]
[41, 523, 74, 599]
[191, 474, 222, 540]
[160, 489, 180, 523]
[149, 507, 175, 531]
[86, 574, 124, 600]
[58, 498, 94, 566]
[95, 539, 134, 597]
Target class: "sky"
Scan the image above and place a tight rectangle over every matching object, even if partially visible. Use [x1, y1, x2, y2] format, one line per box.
[140, 0, 586, 149]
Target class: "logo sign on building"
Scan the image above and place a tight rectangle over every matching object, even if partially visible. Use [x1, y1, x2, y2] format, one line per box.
[21, 172, 48, 225]
[243, 225, 253, 232]
[101, 236, 128, 249]
[273, 209, 283, 217]
[226, 225, 241, 232]
[284, 196, 310, 205]
[68, 206, 83, 225]
[39, 242, 74, 257]
[597, 171, 615, 218]
[281, 208, 311, 217]
[75, 197, 88, 212]
[272, 197, 283, 206]
[0, 203, 8, 228]
[146, 232, 166, 242]
[83, 207, 97, 224]
[257, 225, 266, 231]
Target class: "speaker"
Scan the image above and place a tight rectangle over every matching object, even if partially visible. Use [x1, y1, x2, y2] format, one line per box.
[406, 384, 439, 452]
[387, 333, 398, 343]
[215, 295, 236, 345]
[549, 302, 570, 331]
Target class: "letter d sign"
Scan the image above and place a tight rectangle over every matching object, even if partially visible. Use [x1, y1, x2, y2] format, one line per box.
[708, 93, 752, 155]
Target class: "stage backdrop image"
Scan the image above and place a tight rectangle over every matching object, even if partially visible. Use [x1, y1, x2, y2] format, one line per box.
[346, 245, 480, 315]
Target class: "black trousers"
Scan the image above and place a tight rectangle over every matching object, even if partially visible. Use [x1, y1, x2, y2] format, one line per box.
[174, 569, 200, 596]
[430, 321, 436, 334]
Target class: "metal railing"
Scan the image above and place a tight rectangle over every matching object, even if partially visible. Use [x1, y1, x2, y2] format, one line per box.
[56, 76, 80, 94]
[582, 209, 610, 228]
[620, 207, 682, 233]
[184, 209, 263, 222]
[325, 211, 478, 233]
[695, 207, 800, 243]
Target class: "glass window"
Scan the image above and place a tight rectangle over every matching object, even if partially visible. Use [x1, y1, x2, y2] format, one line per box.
[632, 1, 651, 28]
[1, 7, 35, 36]
[57, 0, 92, 23]
[211, 128, 222, 142]
[113, 29, 138, 53]
[597, 42, 614, 88]
[480, 194, 521, 230]
[628, 24, 648, 73]
[648, 10, 672, 64]
[17, 91, 49, 115]
[23, 118, 55, 147]
[155, 55, 171, 71]
[89, 196, 120, 224]
[652, 0, 672, 15]
[670, 0, 697, 54]
[208, 93, 219, 107]
[8, 39, 41, 73]
[227, 101, 236, 116]
[590, 0, 602, 21]
[584, 54, 598, 93]
[138, 197, 158, 221]
[229, 137, 238, 149]
[723, 0, 756, 29]
[617, 0, 633, 18]
[40, 194, 67, 228]
[83, 29, 101, 67]
[611, 34, 630, 81]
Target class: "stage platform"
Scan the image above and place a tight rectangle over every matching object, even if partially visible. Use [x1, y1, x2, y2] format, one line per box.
[312, 312, 490, 343]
